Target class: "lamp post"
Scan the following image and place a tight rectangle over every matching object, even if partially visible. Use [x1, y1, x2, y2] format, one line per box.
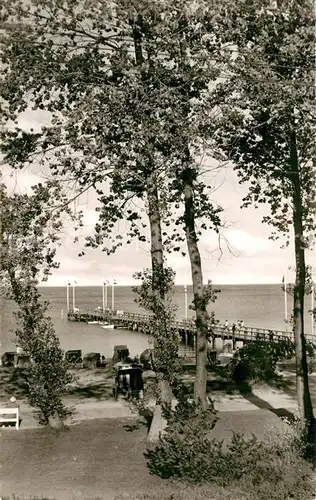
[102, 280, 109, 313]
[72, 280, 77, 311]
[184, 285, 188, 321]
[112, 279, 117, 312]
[67, 281, 71, 313]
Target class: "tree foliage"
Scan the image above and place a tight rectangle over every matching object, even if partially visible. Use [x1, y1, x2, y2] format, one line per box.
[133, 266, 183, 390]
[227, 338, 295, 387]
[211, 0, 315, 243]
[0, 0, 225, 253]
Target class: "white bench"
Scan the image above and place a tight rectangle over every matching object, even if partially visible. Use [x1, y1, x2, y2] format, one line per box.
[0, 407, 19, 429]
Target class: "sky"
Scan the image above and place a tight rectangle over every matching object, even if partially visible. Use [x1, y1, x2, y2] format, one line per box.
[2, 110, 315, 287]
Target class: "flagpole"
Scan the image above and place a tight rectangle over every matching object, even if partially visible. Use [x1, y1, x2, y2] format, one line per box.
[312, 285, 314, 336]
[72, 281, 76, 311]
[105, 281, 108, 310]
[112, 279, 116, 312]
[184, 285, 188, 321]
[312, 269, 314, 335]
[284, 272, 288, 332]
[102, 282, 105, 313]
[67, 281, 70, 313]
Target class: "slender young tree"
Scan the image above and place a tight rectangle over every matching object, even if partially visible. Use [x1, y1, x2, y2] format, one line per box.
[0, 182, 75, 428]
[211, 0, 316, 445]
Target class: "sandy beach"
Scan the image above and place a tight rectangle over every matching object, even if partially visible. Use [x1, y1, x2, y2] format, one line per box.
[0, 362, 310, 430]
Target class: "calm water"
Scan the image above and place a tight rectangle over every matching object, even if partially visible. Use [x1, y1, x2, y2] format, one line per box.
[0, 284, 314, 356]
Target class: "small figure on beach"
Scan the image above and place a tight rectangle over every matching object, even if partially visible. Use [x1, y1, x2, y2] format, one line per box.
[15, 344, 23, 367]
[237, 319, 244, 330]
[16, 344, 23, 355]
[222, 320, 229, 341]
[8, 396, 18, 408]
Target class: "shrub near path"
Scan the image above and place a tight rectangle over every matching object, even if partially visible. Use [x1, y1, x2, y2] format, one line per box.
[145, 396, 315, 500]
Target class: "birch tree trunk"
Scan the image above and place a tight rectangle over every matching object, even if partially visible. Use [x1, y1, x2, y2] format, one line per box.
[182, 167, 209, 409]
[146, 177, 173, 442]
[131, 16, 172, 442]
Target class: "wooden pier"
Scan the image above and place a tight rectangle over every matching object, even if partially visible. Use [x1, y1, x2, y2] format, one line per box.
[67, 310, 316, 347]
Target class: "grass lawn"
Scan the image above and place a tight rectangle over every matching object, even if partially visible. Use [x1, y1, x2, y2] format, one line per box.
[1, 417, 164, 499]
[1, 409, 297, 500]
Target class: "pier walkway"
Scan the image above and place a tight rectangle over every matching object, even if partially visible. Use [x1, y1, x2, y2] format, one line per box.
[67, 310, 316, 347]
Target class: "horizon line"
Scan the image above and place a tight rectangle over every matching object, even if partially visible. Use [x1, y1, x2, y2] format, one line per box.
[39, 282, 284, 287]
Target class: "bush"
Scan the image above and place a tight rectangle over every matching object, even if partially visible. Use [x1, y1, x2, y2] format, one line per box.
[145, 397, 315, 500]
[145, 396, 219, 481]
[273, 414, 316, 467]
[227, 339, 295, 386]
[128, 397, 154, 430]
[305, 341, 316, 373]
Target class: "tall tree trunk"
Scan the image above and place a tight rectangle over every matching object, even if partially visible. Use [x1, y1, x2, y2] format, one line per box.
[146, 177, 173, 442]
[182, 167, 209, 409]
[131, 18, 172, 441]
[147, 180, 164, 294]
[290, 132, 315, 443]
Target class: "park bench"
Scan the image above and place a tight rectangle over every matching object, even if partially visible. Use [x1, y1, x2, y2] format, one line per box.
[0, 407, 20, 429]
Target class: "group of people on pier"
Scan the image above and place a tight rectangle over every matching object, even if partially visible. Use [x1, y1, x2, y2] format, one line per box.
[224, 319, 244, 334]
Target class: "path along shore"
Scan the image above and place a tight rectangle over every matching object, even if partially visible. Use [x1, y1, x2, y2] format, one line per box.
[4, 370, 309, 430]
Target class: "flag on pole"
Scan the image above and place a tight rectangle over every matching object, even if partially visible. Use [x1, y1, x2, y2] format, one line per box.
[113, 279, 117, 284]
[283, 272, 288, 329]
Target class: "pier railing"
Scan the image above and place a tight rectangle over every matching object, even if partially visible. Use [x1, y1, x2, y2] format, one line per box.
[67, 309, 316, 344]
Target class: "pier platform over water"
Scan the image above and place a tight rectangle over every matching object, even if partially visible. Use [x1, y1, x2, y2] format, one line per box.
[67, 310, 316, 347]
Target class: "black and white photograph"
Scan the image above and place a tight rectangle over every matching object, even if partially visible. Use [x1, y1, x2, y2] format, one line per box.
[0, 1, 315, 499]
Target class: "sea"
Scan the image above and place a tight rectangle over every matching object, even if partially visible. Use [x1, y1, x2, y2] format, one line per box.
[0, 284, 314, 358]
